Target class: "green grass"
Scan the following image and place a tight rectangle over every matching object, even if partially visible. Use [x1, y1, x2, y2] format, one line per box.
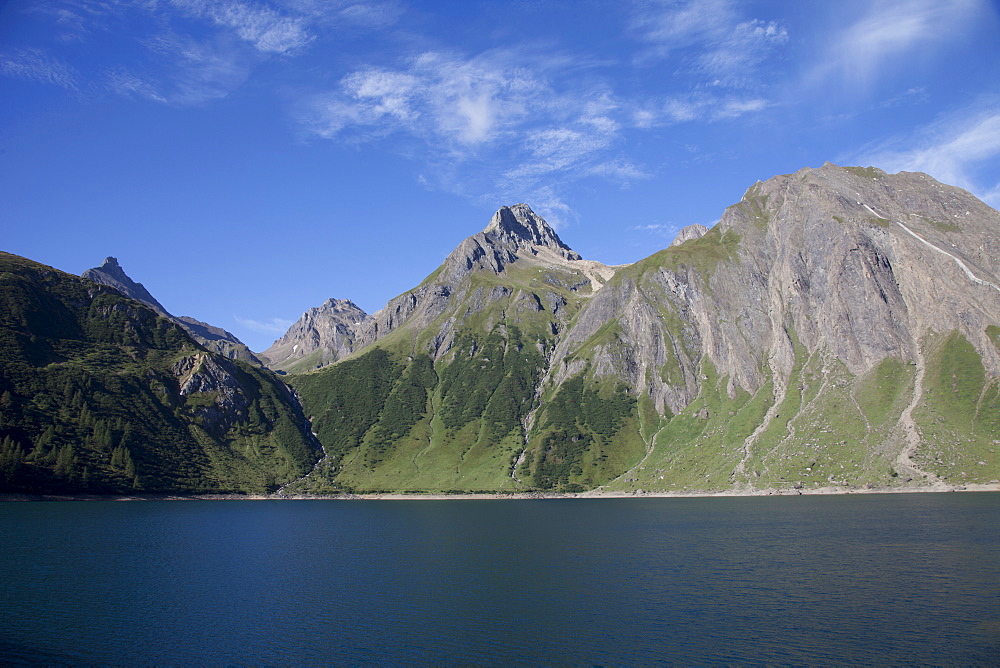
[843, 166, 885, 180]
[0, 252, 321, 494]
[912, 331, 1000, 484]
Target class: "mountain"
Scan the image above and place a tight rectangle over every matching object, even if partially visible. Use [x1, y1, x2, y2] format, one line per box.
[260, 298, 370, 373]
[83, 257, 262, 365]
[281, 203, 623, 493]
[0, 252, 321, 494]
[81, 256, 169, 314]
[4, 164, 997, 497]
[283, 166, 1000, 495]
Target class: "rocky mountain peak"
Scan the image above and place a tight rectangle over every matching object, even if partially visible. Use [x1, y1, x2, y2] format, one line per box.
[82, 257, 169, 316]
[482, 204, 581, 261]
[670, 223, 710, 247]
[97, 256, 125, 277]
[319, 298, 368, 321]
[81, 257, 261, 364]
[260, 298, 371, 373]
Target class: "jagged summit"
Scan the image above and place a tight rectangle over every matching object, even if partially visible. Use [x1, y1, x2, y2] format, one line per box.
[317, 298, 368, 319]
[97, 256, 125, 278]
[670, 223, 710, 247]
[482, 204, 581, 261]
[82, 256, 169, 315]
[82, 257, 261, 364]
[260, 297, 371, 373]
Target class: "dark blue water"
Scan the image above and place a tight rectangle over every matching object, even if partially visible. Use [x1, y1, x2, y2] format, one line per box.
[1, 494, 997, 665]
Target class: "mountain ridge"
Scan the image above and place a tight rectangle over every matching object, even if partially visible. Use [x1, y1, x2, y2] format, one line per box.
[82, 257, 263, 365]
[264, 202, 618, 373]
[3, 163, 998, 496]
[0, 252, 321, 494]
[280, 163, 1000, 495]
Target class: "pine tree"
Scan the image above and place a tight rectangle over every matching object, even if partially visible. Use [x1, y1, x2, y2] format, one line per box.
[124, 448, 136, 479]
[55, 443, 77, 479]
[92, 420, 112, 452]
[0, 436, 25, 483]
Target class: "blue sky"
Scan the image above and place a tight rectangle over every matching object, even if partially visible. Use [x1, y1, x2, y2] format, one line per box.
[2, 0, 999, 352]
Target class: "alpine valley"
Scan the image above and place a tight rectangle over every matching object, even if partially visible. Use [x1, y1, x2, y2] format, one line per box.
[3, 164, 999, 496]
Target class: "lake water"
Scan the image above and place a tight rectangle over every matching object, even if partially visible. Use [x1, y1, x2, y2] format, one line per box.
[1, 493, 997, 665]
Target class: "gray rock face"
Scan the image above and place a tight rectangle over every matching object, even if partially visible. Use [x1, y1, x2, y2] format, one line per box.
[272, 204, 610, 371]
[260, 298, 370, 373]
[670, 223, 709, 247]
[481, 204, 581, 262]
[549, 163, 1000, 415]
[82, 258, 262, 365]
[285, 166, 1000, 492]
[83, 257, 169, 315]
[172, 352, 253, 435]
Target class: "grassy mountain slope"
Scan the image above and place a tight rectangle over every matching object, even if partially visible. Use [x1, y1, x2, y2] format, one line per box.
[288, 167, 1000, 494]
[0, 252, 321, 494]
[284, 206, 642, 493]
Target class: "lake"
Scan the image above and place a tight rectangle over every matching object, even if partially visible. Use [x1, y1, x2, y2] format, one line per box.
[1, 493, 997, 665]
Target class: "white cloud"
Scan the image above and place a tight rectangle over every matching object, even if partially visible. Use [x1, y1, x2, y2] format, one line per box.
[982, 183, 1000, 209]
[234, 315, 295, 333]
[303, 51, 549, 149]
[696, 19, 788, 87]
[655, 94, 769, 124]
[143, 32, 254, 105]
[856, 109, 1000, 206]
[713, 97, 768, 119]
[631, 0, 788, 88]
[335, 1, 403, 28]
[811, 0, 989, 91]
[0, 48, 78, 89]
[522, 186, 575, 231]
[171, 0, 313, 54]
[632, 0, 735, 48]
[588, 160, 650, 181]
[105, 68, 167, 103]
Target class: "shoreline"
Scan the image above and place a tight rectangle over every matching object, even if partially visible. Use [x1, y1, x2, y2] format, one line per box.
[2, 481, 998, 502]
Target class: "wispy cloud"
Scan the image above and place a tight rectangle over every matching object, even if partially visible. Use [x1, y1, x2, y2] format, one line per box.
[631, 0, 736, 50]
[518, 185, 576, 231]
[234, 315, 295, 333]
[171, 0, 314, 54]
[142, 32, 255, 105]
[0, 48, 78, 89]
[655, 94, 769, 124]
[855, 107, 1000, 206]
[631, 0, 788, 88]
[809, 0, 990, 91]
[105, 67, 167, 102]
[303, 51, 545, 148]
[20, 0, 390, 106]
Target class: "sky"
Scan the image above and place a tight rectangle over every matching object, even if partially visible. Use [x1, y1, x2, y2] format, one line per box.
[2, 0, 999, 352]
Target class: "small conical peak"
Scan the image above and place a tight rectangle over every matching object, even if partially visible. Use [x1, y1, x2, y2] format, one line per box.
[482, 204, 579, 259]
[95, 256, 128, 280]
[319, 298, 368, 318]
[670, 223, 709, 247]
[82, 256, 169, 316]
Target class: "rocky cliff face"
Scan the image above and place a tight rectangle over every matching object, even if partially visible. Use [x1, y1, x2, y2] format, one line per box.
[553, 164, 1000, 406]
[82, 258, 262, 365]
[544, 163, 1000, 491]
[267, 204, 617, 373]
[83, 257, 169, 315]
[350, 203, 609, 355]
[288, 165, 1000, 495]
[261, 298, 370, 373]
